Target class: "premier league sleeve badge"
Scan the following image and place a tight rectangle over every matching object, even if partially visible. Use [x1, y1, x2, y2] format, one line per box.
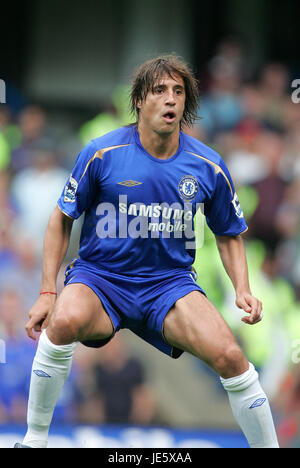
[64, 176, 78, 203]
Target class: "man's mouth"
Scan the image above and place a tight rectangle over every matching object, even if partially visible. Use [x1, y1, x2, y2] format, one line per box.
[162, 111, 176, 123]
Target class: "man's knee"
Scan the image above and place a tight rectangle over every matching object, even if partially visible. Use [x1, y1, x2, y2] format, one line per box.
[47, 303, 82, 345]
[214, 344, 248, 379]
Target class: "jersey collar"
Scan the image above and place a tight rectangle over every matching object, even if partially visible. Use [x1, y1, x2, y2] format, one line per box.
[134, 127, 183, 164]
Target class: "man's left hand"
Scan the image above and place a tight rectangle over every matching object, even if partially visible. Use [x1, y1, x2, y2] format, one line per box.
[236, 293, 263, 325]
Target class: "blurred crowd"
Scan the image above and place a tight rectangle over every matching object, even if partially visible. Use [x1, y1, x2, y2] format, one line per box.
[0, 38, 300, 447]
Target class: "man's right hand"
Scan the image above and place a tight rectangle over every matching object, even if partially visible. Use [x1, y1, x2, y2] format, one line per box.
[25, 294, 57, 340]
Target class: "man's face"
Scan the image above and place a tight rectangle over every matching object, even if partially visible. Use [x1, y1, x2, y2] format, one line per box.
[137, 73, 186, 135]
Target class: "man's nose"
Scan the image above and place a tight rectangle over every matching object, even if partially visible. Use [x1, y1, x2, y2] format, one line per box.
[165, 90, 176, 105]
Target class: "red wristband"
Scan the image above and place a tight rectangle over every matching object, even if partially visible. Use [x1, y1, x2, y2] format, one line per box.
[40, 292, 57, 296]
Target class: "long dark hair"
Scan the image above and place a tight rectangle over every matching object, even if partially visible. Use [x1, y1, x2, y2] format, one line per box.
[130, 54, 199, 128]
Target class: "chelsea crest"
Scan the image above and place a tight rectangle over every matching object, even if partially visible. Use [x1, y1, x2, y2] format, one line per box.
[178, 175, 199, 201]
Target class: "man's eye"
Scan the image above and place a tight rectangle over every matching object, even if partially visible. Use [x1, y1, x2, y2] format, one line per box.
[155, 88, 163, 94]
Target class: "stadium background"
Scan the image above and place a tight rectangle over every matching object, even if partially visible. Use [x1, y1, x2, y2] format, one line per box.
[1, 0, 300, 448]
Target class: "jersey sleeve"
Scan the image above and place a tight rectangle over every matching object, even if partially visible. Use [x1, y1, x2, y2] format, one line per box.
[204, 160, 248, 236]
[57, 141, 101, 219]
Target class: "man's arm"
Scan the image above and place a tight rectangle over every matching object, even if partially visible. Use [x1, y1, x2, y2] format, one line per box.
[215, 234, 263, 325]
[40, 206, 74, 292]
[25, 206, 74, 340]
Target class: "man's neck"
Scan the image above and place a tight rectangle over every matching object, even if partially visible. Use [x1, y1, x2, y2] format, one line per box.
[137, 123, 180, 160]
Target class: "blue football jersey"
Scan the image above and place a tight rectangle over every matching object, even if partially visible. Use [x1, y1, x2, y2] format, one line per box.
[57, 126, 247, 276]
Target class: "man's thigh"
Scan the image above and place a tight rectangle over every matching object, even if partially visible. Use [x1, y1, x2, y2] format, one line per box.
[163, 291, 248, 375]
[47, 283, 114, 345]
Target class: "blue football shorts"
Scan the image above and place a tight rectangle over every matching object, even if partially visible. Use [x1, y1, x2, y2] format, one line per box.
[64, 258, 205, 359]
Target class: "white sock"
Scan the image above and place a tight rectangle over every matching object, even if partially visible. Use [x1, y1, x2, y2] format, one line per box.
[23, 330, 76, 448]
[220, 362, 279, 448]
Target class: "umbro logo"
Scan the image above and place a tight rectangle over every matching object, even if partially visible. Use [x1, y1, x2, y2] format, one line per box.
[249, 398, 266, 409]
[33, 370, 51, 378]
[118, 180, 143, 187]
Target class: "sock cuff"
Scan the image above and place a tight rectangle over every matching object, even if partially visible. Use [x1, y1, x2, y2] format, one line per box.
[37, 330, 76, 363]
[220, 362, 258, 392]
